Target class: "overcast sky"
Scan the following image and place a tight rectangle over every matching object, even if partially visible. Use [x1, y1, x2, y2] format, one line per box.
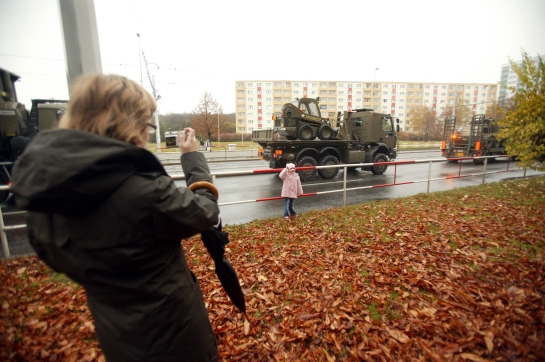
[1, 0, 544, 114]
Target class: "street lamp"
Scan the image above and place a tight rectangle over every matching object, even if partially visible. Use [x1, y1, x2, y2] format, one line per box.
[136, 33, 142, 87]
[375, 68, 379, 82]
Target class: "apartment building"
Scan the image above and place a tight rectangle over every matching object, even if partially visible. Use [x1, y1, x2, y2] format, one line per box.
[235, 80, 497, 132]
[499, 54, 543, 102]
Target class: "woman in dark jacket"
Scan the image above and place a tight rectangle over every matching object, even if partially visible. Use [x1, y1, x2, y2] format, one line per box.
[11, 74, 220, 361]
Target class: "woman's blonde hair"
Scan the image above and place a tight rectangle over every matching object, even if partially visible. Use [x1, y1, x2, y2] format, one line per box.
[58, 73, 156, 145]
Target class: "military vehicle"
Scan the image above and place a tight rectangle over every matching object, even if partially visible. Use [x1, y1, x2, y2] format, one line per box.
[273, 97, 337, 140]
[253, 98, 399, 181]
[0, 68, 68, 202]
[441, 114, 507, 164]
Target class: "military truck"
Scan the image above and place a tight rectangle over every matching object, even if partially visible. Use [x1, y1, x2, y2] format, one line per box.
[0, 68, 68, 202]
[253, 98, 399, 181]
[273, 97, 337, 140]
[441, 114, 507, 165]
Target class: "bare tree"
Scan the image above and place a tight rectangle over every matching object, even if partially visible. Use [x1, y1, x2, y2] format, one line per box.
[408, 106, 442, 140]
[192, 92, 228, 141]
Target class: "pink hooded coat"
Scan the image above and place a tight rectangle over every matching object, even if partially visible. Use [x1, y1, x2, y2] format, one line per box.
[279, 163, 303, 198]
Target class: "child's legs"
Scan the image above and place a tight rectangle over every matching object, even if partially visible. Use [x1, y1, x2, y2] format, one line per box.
[288, 198, 296, 215]
[283, 198, 290, 217]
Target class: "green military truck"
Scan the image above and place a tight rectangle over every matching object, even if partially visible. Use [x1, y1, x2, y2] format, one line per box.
[252, 98, 399, 181]
[0, 68, 68, 202]
[441, 114, 508, 165]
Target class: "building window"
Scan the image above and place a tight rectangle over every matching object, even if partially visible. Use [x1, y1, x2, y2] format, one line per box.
[294, 82, 299, 87]
[400, 85, 405, 88]
[237, 97, 244, 102]
[383, 91, 388, 95]
[247, 83, 253, 87]
[320, 90, 327, 95]
[329, 83, 336, 87]
[320, 82, 327, 87]
[284, 82, 291, 87]
[365, 83, 371, 88]
[408, 84, 414, 89]
[339, 91, 344, 95]
[339, 83, 344, 87]
[274, 82, 281, 87]
[383, 84, 389, 88]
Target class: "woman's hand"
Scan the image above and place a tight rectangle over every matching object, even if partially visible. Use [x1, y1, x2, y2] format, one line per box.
[179, 128, 198, 154]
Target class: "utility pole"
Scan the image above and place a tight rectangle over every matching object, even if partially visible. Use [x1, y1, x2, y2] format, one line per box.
[152, 75, 161, 153]
[217, 112, 220, 145]
[137, 33, 142, 87]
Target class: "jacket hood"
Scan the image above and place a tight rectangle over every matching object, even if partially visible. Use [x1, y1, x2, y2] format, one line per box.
[11, 129, 166, 213]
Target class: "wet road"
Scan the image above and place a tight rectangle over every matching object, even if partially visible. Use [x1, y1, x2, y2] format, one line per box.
[2, 150, 541, 257]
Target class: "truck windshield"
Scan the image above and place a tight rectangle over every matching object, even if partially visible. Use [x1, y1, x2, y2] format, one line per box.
[382, 117, 393, 132]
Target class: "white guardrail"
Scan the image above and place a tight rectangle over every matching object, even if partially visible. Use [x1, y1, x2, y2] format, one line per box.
[0, 155, 528, 258]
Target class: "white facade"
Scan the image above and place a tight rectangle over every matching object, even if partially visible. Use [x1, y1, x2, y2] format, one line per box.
[235, 80, 497, 132]
[499, 54, 543, 102]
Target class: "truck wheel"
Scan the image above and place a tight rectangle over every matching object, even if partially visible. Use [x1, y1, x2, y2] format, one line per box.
[473, 158, 484, 165]
[297, 156, 317, 181]
[370, 153, 389, 175]
[317, 124, 333, 140]
[318, 155, 340, 179]
[297, 124, 314, 140]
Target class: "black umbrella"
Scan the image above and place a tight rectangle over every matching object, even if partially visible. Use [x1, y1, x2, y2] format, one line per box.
[201, 220, 246, 314]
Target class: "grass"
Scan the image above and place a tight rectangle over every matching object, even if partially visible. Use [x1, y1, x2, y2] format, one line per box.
[2, 175, 544, 361]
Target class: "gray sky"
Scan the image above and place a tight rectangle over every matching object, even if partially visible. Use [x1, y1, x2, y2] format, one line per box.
[1, 0, 544, 114]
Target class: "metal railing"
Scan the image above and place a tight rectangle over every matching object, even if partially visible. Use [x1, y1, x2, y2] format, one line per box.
[0, 155, 529, 258]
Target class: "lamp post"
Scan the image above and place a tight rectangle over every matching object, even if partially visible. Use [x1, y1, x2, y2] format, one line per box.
[136, 33, 142, 87]
[375, 68, 379, 82]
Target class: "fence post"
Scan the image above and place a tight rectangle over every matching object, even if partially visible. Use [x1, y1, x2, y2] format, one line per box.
[482, 158, 488, 184]
[524, 168, 527, 179]
[0, 207, 10, 258]
[343, 166, 347, 207]
[427, 161, 432, 193]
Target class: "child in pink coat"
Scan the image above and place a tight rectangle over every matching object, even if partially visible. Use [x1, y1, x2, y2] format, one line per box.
[279, 163, 304, 219]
